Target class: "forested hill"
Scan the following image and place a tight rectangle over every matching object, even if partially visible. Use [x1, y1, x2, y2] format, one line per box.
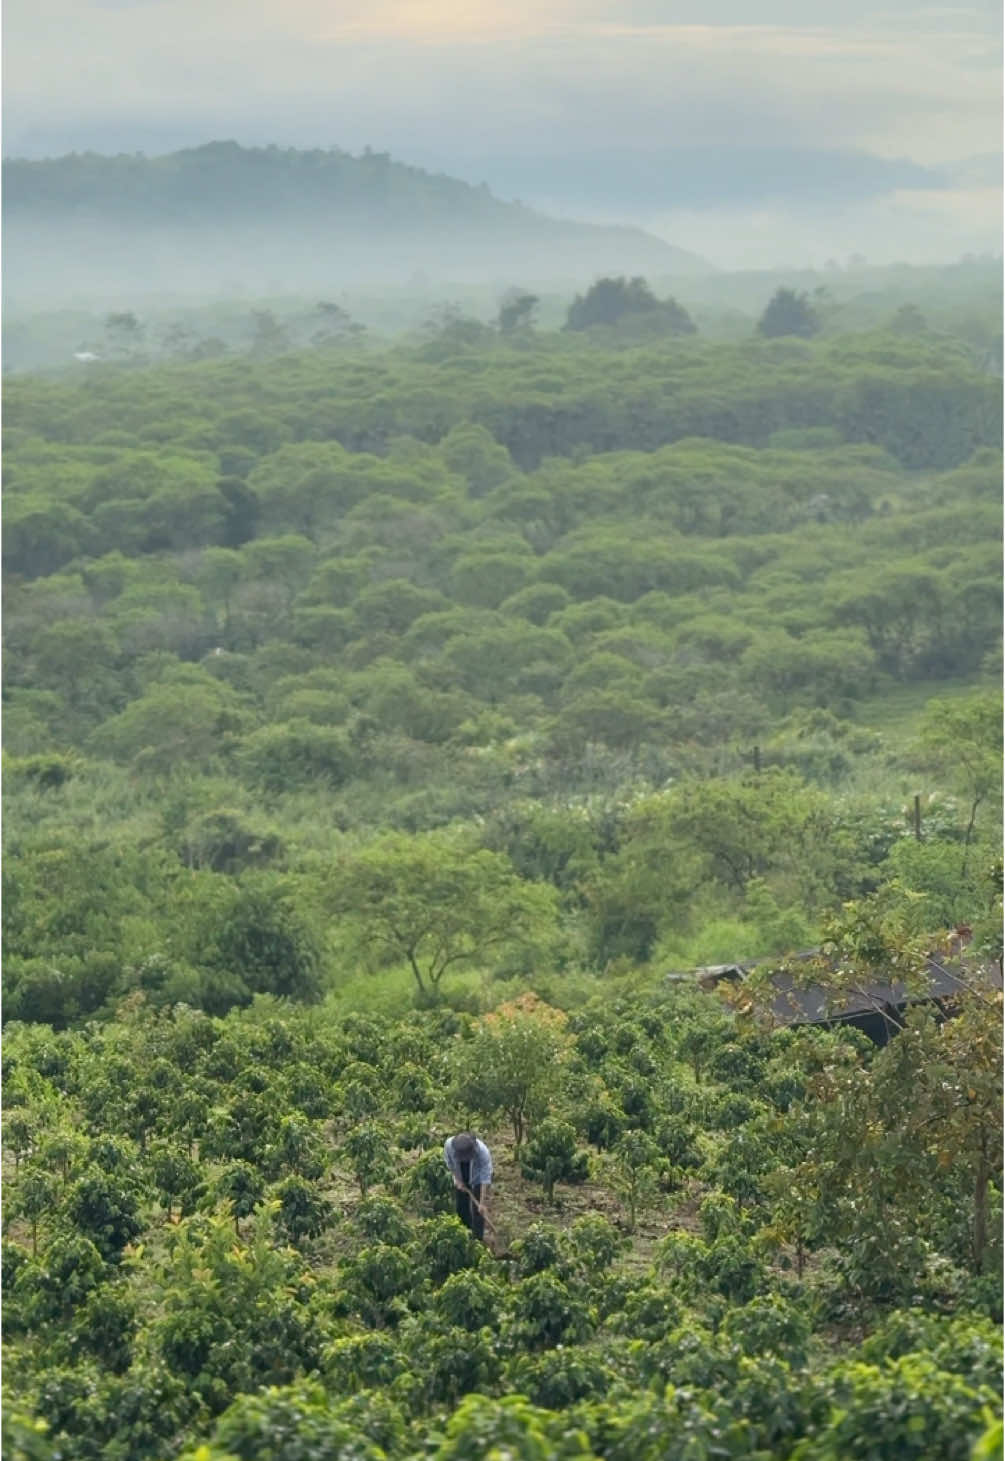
[2, 142, 710, 304]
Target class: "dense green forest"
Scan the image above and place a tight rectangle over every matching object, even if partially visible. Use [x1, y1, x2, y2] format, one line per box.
[3, 290, 1002, 1458]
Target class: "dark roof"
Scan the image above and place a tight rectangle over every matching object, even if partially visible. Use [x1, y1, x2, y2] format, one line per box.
[678, 948, 1002, 1029]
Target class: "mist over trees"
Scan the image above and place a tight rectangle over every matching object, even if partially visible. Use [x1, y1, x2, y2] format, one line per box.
[2, 144, 1000, 378]
[2, 142, 710, 306]
[565, 276, 696, 334]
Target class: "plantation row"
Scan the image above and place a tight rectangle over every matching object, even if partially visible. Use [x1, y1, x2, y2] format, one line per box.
[3, 983, 1002, 1459]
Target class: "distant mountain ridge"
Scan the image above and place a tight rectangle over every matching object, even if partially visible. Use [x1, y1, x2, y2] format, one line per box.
[2, 141, 711, 304]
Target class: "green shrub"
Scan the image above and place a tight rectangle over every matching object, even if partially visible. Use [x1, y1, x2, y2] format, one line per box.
[505, 1348, 613, 1408]
[520, 1118, 589, 1201]
[857, 1309, 1003, 1389]
[433, 1271, 504, 1332]
[720, 1293, 812, 1365]
[237, 720, 355, 793]
[433, 1393, 596, 1460]
[395, 1149, 456, 1216]
[508, 1271, 594, 1350]
[323, 1334, 404, 1396]
[354, 1196, 413, 1247]
[412, 1216, 485, 1286]
[271, 1176, 335, 1245]
[3, 753, 79, 788]
[403, 1325, 501, 1410]
[511, 1222, 563, 1278]
[561, 1214, 628, 1277]
[794, 1355, 997, 1460]
[205, 1382, 387, 1461]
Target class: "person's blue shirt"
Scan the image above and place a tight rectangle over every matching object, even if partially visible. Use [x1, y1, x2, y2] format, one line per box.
[444, 1136, 492, 1188]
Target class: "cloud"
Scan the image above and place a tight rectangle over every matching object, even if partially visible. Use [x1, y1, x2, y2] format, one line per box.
[3, 0, 998, 180]
[316, 0, 582, 43]
[3, 0, 997, 268]
[444, 146, 948, 214]
[645, 184, 1003, 269]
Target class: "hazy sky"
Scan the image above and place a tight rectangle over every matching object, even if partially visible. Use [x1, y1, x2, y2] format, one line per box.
[4, 0, 1002, 266]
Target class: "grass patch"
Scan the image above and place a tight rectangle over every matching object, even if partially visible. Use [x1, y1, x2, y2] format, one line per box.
[852, 675, 994, 740]
[323, 960, 670, 1019]
[324, 961, 489, 1018]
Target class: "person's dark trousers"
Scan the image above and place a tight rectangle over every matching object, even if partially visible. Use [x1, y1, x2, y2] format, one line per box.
[454, 1159, 485, 1240]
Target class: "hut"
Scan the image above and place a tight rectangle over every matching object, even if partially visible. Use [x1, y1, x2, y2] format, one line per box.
[681, 939, 1002, 1047]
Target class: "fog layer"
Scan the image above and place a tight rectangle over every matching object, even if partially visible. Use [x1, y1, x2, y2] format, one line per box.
[3, 144, 713, 310]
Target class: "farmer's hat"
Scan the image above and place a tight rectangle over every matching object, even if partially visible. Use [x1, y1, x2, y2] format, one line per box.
[452, 1132, 477, 1159]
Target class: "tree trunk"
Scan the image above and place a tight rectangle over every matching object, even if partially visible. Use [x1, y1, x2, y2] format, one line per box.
[973, 1148, 989, 1275]
[406, 949, 427, 994]
[961, 794, 983, 877]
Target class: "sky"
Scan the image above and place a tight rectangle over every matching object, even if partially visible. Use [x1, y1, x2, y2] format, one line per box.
[3, 0, 1002, 267]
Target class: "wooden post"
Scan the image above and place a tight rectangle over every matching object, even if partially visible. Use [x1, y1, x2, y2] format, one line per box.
[914, 794, 922, 841]
[753, 745, 761, 773]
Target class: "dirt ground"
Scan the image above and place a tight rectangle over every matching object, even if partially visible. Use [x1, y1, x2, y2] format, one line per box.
[444, 1130, 702, 1270]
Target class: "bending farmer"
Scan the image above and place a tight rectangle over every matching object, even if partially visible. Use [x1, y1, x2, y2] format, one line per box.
[444, 1131, 492, 1240]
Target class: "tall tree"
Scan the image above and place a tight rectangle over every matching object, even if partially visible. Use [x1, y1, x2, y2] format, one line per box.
[328, 834, 559, 994]
[756, 288, 820, 339]
[498, 289, 539, 334]
[917, 691, 1003, 867]
[565, 276, 659, 330]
